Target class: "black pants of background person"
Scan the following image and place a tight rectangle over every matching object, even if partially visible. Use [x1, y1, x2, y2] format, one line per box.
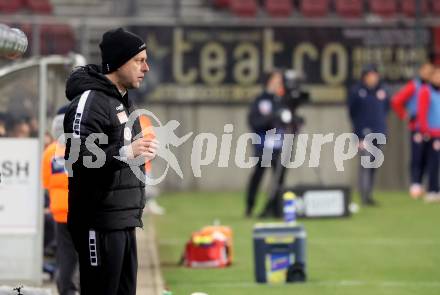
[44, 192, 56, 256]
[427, 138, 440, 193]
[44, 213, 56, 255]
[70, 227, 137, 295]
[245, 149, 286, 218]
[410, 132, 430, 184]
[56, 223, 80, 295]
[358, 143, 384, 206]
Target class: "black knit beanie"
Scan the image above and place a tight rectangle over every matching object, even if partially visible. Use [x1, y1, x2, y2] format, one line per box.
[361, 64, 378, 78]
[100, 28, 146, 74]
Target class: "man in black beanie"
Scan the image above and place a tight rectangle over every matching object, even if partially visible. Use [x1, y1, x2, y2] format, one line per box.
[63, 27, 158, 295]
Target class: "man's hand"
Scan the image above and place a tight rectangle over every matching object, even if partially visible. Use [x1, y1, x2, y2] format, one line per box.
[357, 140, 365, 151]
[131, 138, 159, 161]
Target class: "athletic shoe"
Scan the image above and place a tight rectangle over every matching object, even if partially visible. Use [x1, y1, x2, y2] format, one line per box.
[364, 199, 379, 207]
[146, 199, 165, 215]
[244, 208, 252, 218]
[424, 192, 440, 203]
[409, 183, 424, 199]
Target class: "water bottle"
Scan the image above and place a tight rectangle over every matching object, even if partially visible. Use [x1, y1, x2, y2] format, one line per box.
[283, 192, 296, 223]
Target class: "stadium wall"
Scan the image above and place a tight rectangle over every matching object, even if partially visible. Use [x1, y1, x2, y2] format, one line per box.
[0, 16, 428, 192]
[145, 103, 409, 191]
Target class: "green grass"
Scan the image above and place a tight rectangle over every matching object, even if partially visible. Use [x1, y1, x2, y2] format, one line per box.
[152, 191, 440, 295]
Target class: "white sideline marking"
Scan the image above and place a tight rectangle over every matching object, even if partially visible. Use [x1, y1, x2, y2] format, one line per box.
[160, 238, 440, 246]
[169, 280, 440, 288]
[311, 238, 440, 246]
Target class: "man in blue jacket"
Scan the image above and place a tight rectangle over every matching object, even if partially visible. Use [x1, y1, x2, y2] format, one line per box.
[348, 64, 390, 206]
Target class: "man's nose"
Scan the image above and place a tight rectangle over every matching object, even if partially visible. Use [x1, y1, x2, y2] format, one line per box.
[142, 62, 149, 73]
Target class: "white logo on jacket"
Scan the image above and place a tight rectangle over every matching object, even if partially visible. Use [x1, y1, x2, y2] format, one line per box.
[358, 89, 367, 98]
[376, 89, 386, 101]
[258, 99, 272, 115]
[116, 103, 124, 111]
[117, 112, 128, 124]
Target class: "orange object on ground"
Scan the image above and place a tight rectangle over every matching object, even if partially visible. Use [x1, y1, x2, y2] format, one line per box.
[183, 225, 233, 268]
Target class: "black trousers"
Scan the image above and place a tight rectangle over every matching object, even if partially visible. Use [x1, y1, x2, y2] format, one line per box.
[427, 138, 440, 193]
[44, 192, 56, 254]
[70, 227, 137, 295]
[358, 148, 377, 204]
[56, 223, 79, 295]
[246, 149, 286, 216]
[409, 132, 430, 184]
[358, 142, 383, 204]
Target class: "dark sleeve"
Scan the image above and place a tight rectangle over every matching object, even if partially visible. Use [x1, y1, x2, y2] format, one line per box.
[347, 85, 358, 122]
[247, 96, 274, 132]
[65, 91, 126, 171]
[384, 86, 391, 114]
[391, 81, 416, 120]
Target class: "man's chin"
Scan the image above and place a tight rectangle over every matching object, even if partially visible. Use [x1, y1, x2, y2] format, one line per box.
[127, 82, 141, 89]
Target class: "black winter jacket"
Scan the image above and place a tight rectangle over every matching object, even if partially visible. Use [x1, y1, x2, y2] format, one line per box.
[248, 91, 288, 152]
[63, 64, 146, 230]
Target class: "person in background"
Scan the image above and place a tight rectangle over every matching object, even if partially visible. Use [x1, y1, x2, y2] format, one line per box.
[417, 67, 440, 203]
[246, 70, 289, 218]
[44, 131, 54, 149]
[392, 59, 434, 199]
[348, 64, 390, 206]
[27, 115, 39, 137]
[42, 105, 79, 294]
[6, 114, 31, 138]
[0, 113, 7, 137]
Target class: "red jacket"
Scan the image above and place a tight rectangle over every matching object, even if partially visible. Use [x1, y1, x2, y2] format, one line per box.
[391, 79, 420, 130]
